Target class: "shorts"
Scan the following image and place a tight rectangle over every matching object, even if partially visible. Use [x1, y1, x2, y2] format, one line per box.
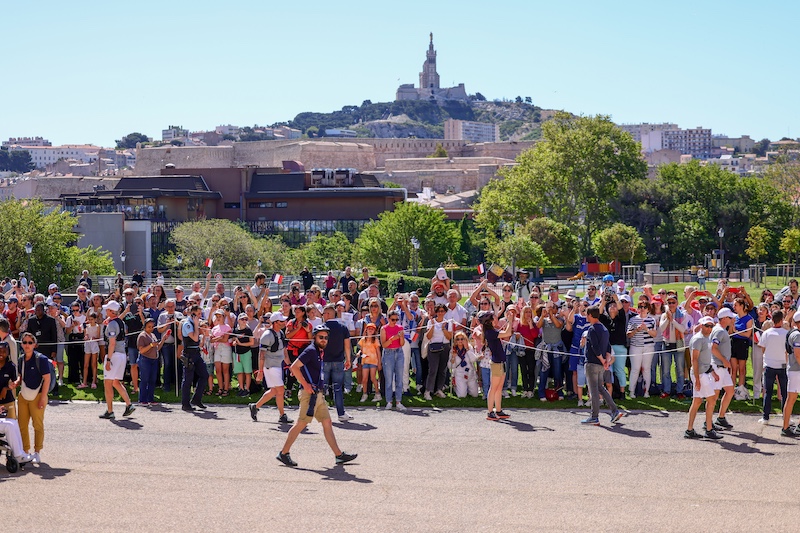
[127, 345, 139, 365]
[104, 352, 126, 381]
[214, 344, 233, 364]
[711, 366, 734, 390]
[233, 351, 253, 375]
[490, 362, 506, 377]
[787, 370, 800, 394]
[730, 337, 750, 361]
[298, 390, 330, 424]
[263, 366, 284, 389]
[691, 371, 716, 399]
[84, 340, 99, 354]
[577, 362, 586, 388]
[362, 363, 377, 369]
[603, 369, 613, 385]
[55, 344, 65, 364]
[569, 355, 581, 372]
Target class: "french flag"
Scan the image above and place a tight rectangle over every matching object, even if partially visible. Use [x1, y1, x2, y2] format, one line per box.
[477, 263, 486, 275]
[272, 273, 283, 284]
[204, 258, 213, 268]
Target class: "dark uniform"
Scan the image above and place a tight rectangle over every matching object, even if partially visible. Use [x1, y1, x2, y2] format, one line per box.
[181, 317, 208, 409]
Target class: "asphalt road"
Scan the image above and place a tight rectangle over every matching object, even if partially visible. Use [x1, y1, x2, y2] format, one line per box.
[4, 400, 800, 532]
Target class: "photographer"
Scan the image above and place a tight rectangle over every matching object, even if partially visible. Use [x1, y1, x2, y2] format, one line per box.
[157, 299, 183, 394]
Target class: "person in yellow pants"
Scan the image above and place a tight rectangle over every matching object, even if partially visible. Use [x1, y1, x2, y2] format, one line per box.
[14, 332, 51, 464]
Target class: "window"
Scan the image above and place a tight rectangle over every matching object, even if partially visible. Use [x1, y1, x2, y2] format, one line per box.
[248, 202, 273, 208]
[276, 202, 288, 208]
[224, 202, 241, 209]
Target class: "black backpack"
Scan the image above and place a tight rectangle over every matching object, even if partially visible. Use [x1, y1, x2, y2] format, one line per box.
[263, 329, 286, 353]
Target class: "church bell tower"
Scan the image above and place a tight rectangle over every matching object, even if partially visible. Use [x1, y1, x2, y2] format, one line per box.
[419, 32, 440, 91]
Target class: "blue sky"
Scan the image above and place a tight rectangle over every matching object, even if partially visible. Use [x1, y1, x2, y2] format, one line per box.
[2, 0, 796, 147]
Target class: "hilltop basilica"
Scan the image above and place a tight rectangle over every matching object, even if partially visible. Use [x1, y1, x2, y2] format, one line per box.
[396, 33, 468, 102]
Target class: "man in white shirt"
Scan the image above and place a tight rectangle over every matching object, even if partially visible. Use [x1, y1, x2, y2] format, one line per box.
[758, 310, 789, 424]
[444, 289, 467, 330]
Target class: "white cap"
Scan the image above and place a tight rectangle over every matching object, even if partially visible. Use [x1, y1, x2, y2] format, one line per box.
[270, 312, 288, 322]
[436, 267, 447, 281]
[566, 289, 577, 300]
[717, 308, 735, 320]
[48, 283, 58, 290]
[619, 295, 632, 303]
[698, 316, 715, 326]
[102, 300, 121, 313]
[793, 310, 800, 324]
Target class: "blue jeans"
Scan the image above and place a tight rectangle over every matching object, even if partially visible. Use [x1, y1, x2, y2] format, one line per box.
[661, 344, 685, 395]
[504, 349, 519, 392]
[382, 348, 404, 404]
[538, 343, 564, 399]
[481, 366, 492, 399]
[651, 341, 665, 387]
[611, 345, 628, 388]
[137, 355, 158, 404]
[323, 360, 345, 417]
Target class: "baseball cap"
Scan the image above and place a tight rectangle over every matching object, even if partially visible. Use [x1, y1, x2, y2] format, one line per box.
[7, 297, 18, 303]
[436, 267, 447, 281]
[174, 286, 185, 292]
[103, 300, 121, 313]
[602, 274, 614, 282]
[717, 308, 735, 320]
[365, 322, 377, 330]
[18, 272, 25, 277]
[48, 283, 58, 290]
[698, 316, 715, 326]
[566, 289, 577, 300]
[52, 292, 62, 298]
[269, 312, 288, 322]
[794, 310, 800, 323]
[619, 295, 632, 303]
[237, 313, 248, 321]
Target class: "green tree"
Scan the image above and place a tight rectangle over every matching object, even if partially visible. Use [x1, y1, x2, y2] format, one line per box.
[764, 158, 800, 224]
[522, 217, 579, 265]
[163, 219, 291, 273]
[780, 228, 800, 265]
[474, 92, 486, 101]
[296, 232, 353, 271]
[354, 203, 460, 271]
[429, 143, 448, 158]
[305, 126, 319, 138]
[592, 223, 646, 266]
[0, 148, 34, 172]
[475, 112, 647, 255]
[115, 132, 150, 149]
[382, 181, 404, 189]
[752, 138, 771, 157]
[0, 198, 114, 289]
[487, 232, 549, 269]
[745, 225, 770, 264]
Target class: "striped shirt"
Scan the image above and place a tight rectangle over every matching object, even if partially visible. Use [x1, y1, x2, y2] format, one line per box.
[627, 315, 656, 347]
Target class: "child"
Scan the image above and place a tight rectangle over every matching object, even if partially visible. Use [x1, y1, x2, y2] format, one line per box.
[200, 320, 215, 395]
[211, 310, 232, 396]
[448, 331, 479, 398]
[82, 312, 101, 389]
[358, 322, 382, 402]
[307, 305, 323, 329]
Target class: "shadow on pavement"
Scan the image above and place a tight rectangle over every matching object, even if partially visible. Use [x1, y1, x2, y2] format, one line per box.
[192, 410, 223, 420]
[399, 409, 430, 417]
[14, 463, 71, 481]
[726, 431, 791, 447]
[148, 404, 173, 413]
[333, 422, 378, 431]
[601, 424, 651, 439]
[296, 464, 373, 484]
[715, 440, 775, 455]
[111, 419, 143, 430]
[499, 420, 554, 432]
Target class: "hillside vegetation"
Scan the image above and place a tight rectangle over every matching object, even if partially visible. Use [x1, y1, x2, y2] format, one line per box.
[287, 98, 549, 141]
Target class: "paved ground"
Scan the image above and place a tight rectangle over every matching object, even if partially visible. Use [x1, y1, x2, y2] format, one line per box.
[4, 400, 800, 532]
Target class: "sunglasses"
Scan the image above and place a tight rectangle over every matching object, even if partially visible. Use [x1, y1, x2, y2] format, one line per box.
[316, 335, 329, 340]
[21, 341, 36, 345]
[503, 289, 512, 292]
[702, 324, 714, 328]
[389, 318, 398, 322]
[638, 305, 648, 309]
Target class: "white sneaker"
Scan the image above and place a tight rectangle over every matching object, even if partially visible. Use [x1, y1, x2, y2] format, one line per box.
[344, 388, 351, 394]
[503, 391, 510, 399]
[757, 418, 770, 425]
[577, 399, 585, 407]
[356, 384, 363, 393]
[629, 393, 636, 399]
[540, 397, 547, 402]
[360, 394, 368, 402]
[423, 391, 432, 401]
[510, 389, 518, 397]
[395, 402, 407, 411]
[58, 378, 64, 387]
[338, 412, 354, 422]
[373, 394, 382, 402]
[435, 390, 446, 398]
[643, 393, 650, 398]
[18, 453, 33, 464]
[31, 452, 41, 464]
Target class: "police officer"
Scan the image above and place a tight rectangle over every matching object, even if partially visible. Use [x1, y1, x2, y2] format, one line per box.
[277, 325, 357, 467]
[180, 304, 208, 412]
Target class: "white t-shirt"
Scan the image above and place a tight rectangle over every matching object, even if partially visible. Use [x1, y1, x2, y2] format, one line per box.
[444, 303, 467, 327]
[758, 327, 789, 369]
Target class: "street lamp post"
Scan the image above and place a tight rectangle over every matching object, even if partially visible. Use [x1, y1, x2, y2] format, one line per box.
[410, 237, 420, 276]
[718, 228, 725, 276]
[120, 250, 126, 276]
[55, 262, 62, 289]
[24, 242, 32, 286]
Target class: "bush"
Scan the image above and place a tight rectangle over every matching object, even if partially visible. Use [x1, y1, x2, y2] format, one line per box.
[385, 273, 432, 296]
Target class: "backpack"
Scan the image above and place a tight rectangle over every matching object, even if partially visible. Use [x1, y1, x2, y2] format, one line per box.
[19, 353, 57, 395]
[263, 329, 286, 353]
[786, 328, 799, 357]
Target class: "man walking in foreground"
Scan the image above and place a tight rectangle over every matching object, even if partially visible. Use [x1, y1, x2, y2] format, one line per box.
[685, 316, 722, 440]
[581, 306, 624, 426]
[277, 325, 357, 467]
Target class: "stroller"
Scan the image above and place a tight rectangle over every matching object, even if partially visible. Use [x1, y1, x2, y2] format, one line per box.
[0, 411, 31, 473]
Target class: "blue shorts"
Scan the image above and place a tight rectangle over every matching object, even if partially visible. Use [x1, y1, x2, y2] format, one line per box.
[568, 346, 581, 371]
[363, 363, 377, 369]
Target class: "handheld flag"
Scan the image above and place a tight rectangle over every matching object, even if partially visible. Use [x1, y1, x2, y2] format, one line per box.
[204, 258, 213, 269]
[477, 263, 486, 275]
[272, 273, 283, 284]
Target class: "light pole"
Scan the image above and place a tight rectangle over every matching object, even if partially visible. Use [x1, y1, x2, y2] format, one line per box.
[411, 237, 420, 276]
[55, 262, 62, 289]
[718, 228, 725, 275]
[24, 242, 32, 286]
[120, 250, 126, 276]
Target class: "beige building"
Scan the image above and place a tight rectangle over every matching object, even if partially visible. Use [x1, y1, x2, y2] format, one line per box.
[444, 119, 500, 143]
[712, 135, 754, 153]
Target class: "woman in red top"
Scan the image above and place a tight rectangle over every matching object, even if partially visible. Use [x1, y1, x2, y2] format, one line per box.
[517, 305, 540, 398]
[284, 305, 312, 398]
[380, 310, 406, 410]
